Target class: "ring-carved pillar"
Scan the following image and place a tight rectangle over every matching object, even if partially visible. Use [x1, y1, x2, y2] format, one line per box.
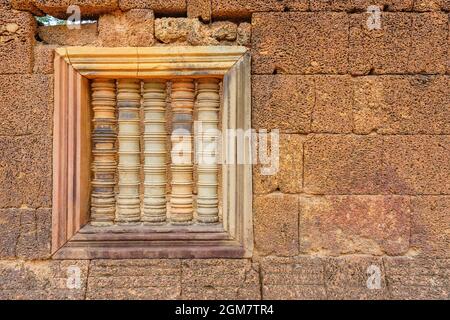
[170, 79, 195, 224]
[196, 78, 220, 223]
[142, 80, 167, 223]
[116, 79, 141, 224]
[90, 79, 117, 226]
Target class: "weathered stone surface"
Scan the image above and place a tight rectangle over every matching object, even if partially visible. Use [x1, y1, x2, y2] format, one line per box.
[299, 195, 411, 256]
[0, 0, 10, 9]
[34, 0, 119, 19]
[252, 75, 314, 133]
[87, 259, 181, 299]
[325, 256, 389, 299]
[0, 74, 53, 136]
[253, 194, 299, 256]
[312, 76, 353, 133]
[384, 257, 449, 299]
[119, 0, 186, 14]
[0, 9, 35, 74]
[98, 9, 154, 47]
[187, 0, 210, 22]
[253, 134, 303, 194]
[210, 21, 237, 41]
[154, 18, 242, 45]
[38, 23, 98, 46]
[11, 0, 44, 15]
[414, 0, 449, 11]
[252, 12, 349, 74]
[354, 76, 450, 134]
[383, 135, 450, 194]
[212, 0, 284, 19]
[411, 196, 450, 257]
[181, 260, 260, 299]
[350, 13, 447, 75]
[33, 44, 56, 74]
[311, 0, 414, 11]
[0, 209, 20, 258]
[0, 135, 52, 208]
[261, 256, 326, 300]
[237, 22, 251, 46]
[0, 260, 89, 299]
[16, 208, 51, 260]
[304, 135, 384, 194]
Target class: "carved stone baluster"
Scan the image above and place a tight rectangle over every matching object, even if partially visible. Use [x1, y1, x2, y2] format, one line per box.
[142, 80, 167, 223]
[170, 79, 195, 224]
[116, 79, 141, 224]
[90, 79, 117, 226]
[195, 79, 220, 223]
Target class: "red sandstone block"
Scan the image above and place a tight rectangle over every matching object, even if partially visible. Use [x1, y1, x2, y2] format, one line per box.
[304, 135, 384, 194]
[0, 209, 20, 258]
[299, 195, 411, 256]
[414, 0, 449, 11]
[261, 256, 326, 300]
[0, 260, 89, 299]
[325, 256, 389, 299]
[212, 0, 285, 19]
[382, 135, 450, 194]
[187, 0, 210, 22]
[33, 44, 57, 74]
[119, 0, 186, 14]
[252, 12, 349, 74]
[0, 9, 35, 74]
[181, 260, 260, 299]
[98, 9, 154, 46]
[353, 76, 450, 134]
[253, 134, 304, 194]
[384, 257, 449, 299]
[311, 0, 414, 11]
[16, 208, 51, 260]
[312, 75, 353, 133]
[350, 12, 447, 75]
[253, 194, 299, 257]
[34, 0, 118, 18]
[252, 75, 314, 133]
[0, 74, 53, 136]
[0, 135, 52, 208]
[411, 196, 450, 257]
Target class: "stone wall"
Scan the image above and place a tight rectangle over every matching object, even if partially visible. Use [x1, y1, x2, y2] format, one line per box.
[0, 0, 449, 300]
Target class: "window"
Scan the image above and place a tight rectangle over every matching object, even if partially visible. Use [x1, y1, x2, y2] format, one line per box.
[51, 47, 252, 259]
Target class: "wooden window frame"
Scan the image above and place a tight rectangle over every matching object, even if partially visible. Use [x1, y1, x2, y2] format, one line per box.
[51, 46, 253, 259]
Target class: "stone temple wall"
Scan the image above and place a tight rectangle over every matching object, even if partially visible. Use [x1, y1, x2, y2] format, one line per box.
[0, 0, 449, 299]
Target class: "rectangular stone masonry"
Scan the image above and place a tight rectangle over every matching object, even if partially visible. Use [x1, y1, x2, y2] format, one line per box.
[0, 135, 52, 208]
[382, 135, 450, 194]
[253, 134, 304, 194]
[33, 0, 118, 18]
[87, 259, 181, 299]
[261, 256, 326, 300]
[253, 194, 299, 257]
[98, 9, 154, 47]
[353, 76, 450, 134]
[252, 75, 314, 133]
[414, 0, 450, 11]
[325, 256, 389, 299]
[304, 134, 384, 194]
[299, 195, 411, 256]
[212, 0, 285, 19]
[0, 260, 89, 300]
[411, 196, 450, 257]
[0, 74, 53, 136]
[252, 12, 349, 74]
[350, 13, 448, 75]
[38, 24, 99, 46]
[384, 257, 449, 299]
[181, 260, 260, 299]
[0, 9, 35, 74]
[187, 0, 210, 22]
[310, 0, 414, 11]
[119, 0, 187, 14]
